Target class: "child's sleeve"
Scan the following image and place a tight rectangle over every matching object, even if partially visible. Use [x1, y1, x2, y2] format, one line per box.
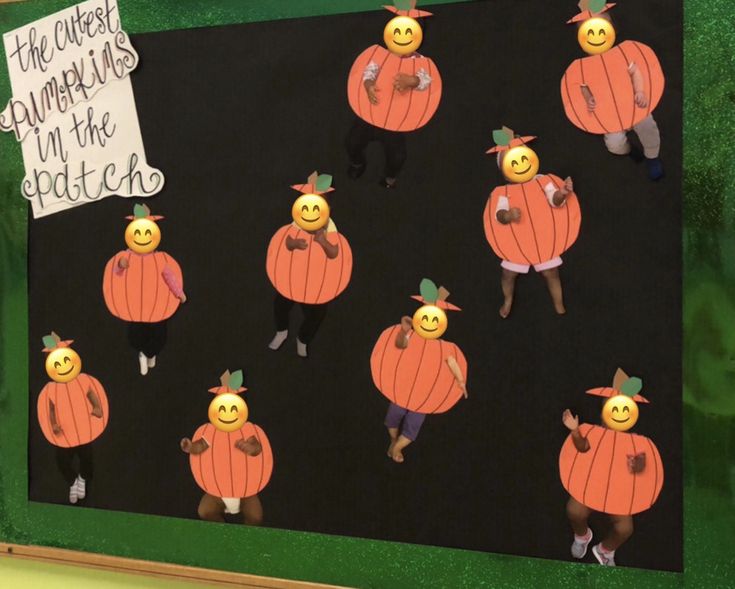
[162, 266, 184, 298]
[495, 195, 510, 214]
[362, 61, 380, 82]
[416, 68, 432, 91]
[537, 175, 565, 208]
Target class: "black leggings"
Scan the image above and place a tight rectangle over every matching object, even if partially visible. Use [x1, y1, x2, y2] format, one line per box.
[55, 444, 94, 486]
[128, 321, 167, 357]
[274, 293, 328, 344]
[345, 117, 408, 178]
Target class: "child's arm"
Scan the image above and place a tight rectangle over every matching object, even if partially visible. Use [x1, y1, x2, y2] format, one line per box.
[395, 316, 413, 349]
[86, 387, 103, 418]
[446, 356, 468, 398]
[495, 195, 521, 224]
[162, 265, 187, 303]
[546, 177, 574, 207]
[627, 452, 646, 473]
[393, 69, 431, 93]
[235, 436, 262, 457]
[580, 84, 596, 112]
[114, 252, 130, 275]
[363, 61, 380, 104]
[314, 229, 339, 259]
[180, 437, 209, 455]
[628, 63, 648, 107]
[286, 235, 308, 251]
[562, 409, 590, 452]
[49, 400, 62, 435]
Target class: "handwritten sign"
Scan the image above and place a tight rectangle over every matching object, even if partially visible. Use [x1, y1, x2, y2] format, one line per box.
[0, 0, 164, 218]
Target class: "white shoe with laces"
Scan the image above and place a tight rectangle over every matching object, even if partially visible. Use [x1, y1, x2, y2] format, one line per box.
[571, 529, 593, 559]
[592, 543, 616, 566]
[138, 352, 148, 375]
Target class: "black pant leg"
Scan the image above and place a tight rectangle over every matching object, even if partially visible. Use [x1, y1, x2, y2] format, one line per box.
[274, 293, 295, 332]
[298, 303, 328, 344]
[381, 130, 408, 178]
[345, 117, 374, 167]
[128, 321, 167, 357]
[77, 443, 94, 481]
[55, 446, 77, 486]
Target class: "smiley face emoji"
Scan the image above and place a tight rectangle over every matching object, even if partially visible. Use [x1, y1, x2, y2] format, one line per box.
[500, 145, 540, 184]
[384, 16, 423, 56]
[601, 394, 639, 432]
[412, 304, 448, 340]
[125, 218, 161, 254]
[577, 17, 616, 55]
[45, 347, 82, 383]
[208, 393, 249, 433]
[292, 193, 330, 232]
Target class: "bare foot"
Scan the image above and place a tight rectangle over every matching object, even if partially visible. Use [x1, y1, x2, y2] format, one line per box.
[554, 302, 567, 315]
[387, 438, 397, 458]
[391, 447, 405, 463]
[499, 299, 513, 319]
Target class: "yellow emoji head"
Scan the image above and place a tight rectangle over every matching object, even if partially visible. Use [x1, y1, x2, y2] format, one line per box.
[601, 394, 639, 431]
[384, 16, 423, 56]
[500, 145, 540, 183]
[292, 193, 330, 232]
[42, 333, 82, 383]
[125, 218, 161, 254]
[412, 304, 448, 340]
[578, 16, 616, 55]
[208, 393, 248, 433]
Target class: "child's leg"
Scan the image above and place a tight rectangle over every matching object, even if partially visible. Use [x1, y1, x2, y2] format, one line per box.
[632, 115, 661, 159]
[270, 293, 294, 350]
[197, 494, 226, 522]
[55, 446, 77, 487]
[384, 403, 407, 456]
[77, 443, 94, 481]
[345, 117, 372, 174]
[240, 495, 264, 526]
[298, 303, 328, 345]
[500, 268, 520, 318]
[144, 321, 167, 358]
[391, 411, 426, 463]
[601, 514, 634, 551]
[540, 267, 566, 315]
[566, 496, 593, 536]
[381, 131, 407, 185]
[603, 130, 631, 155]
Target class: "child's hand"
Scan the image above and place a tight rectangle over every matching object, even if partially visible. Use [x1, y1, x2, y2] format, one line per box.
[627, 452, 646, 473]
[562, 409, 579, 431]
[52, 423, 63, 436]
[314, 228, 328, 245]
[118, 257, 129, 270]
[634, 91, 648, 108]
[400, 316, 413, 332]
[179, 292, 187, 303]
[460, 381, 468, 399]
[393, 73, 419, 92]
[509, 207, 522, 223]
[563, 177, 574, 194]
[180, 438, 192, 453]
[366, 84, 379, 104]
[586, 96, 596, 112]
[236, 436, 262, 456]
[91, 406, 103, 419]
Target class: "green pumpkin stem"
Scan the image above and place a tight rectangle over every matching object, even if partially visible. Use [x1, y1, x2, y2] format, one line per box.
[229, 370, 244, 391]
[419, 278, 439, 304]
[620, 377, 643, 398]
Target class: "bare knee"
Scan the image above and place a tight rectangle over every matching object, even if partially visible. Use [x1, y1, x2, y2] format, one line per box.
[612, 517, 634, 541]
[197, 496, 224, 522]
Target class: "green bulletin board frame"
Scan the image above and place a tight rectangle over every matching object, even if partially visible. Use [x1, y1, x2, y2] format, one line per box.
[0, 1, 733, 587]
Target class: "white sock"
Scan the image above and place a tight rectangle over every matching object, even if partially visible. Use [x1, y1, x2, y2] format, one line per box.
[296, 338, 308, 357]
[69, 482, 79, 504]
[575, 528, 592, 542]
[138, 352, 149, 375]
[147, 355, 156, 368]
[76, 476, 86, 498]
[268, 330, 288, 350]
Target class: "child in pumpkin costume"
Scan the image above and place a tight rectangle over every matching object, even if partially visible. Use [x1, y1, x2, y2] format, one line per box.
[180, 370, 273, 524]
[560, 369, 664, 566]
[102, 204, 186, 375]
[37, 332, 109, 504]
[483, 126, 581, 318]
[346, 0, 442, 188]
[370, 279, 467, 463]
[266, 172, 353, 358]
[562, 0, 666, 180]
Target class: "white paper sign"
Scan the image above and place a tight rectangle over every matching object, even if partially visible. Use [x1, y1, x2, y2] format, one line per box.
[0, 0, 164, 218]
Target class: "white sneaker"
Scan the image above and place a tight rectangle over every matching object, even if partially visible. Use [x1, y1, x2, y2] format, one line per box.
[75, 476, 86, 500]
[296, 338, 308, 358]
[138, 352, 149, 375]
[592, 543, 616, 566]
[571, 529, 592, 559]
[147, 355, 156, 368]
[268, 330, 288, 351]
[69, 482, 79, 504]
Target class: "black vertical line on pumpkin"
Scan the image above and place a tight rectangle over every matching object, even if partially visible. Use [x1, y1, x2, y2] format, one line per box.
[565, 423, 586, 491]
[381, 55, 401, 129]
[312, 231, 332, 304]
[378, 326, 399, 402]
[564, 60, 588, 132]
[210, 428, 224, 500]
[288, 228, 302, 302]
[92, 375, 108, 430]
[138, 252, 146, 322]
[537, 175, 558, 261]
[507, 186, 533, 265]
[616, 42, 638, 130]
[148, 252, 161, 322]
[582, 426, 609, 505]
[76, 376, 92, 444]
[628, 434, 638, 515]
[225, 431, 234, 498]
[196, 427, 206, 497]
[64, 381, 81, 447]
[520, 182, 542, 264]
[403, 335, 428, 409]
[303, 233, 315, 303]
[123, 253, 134, 321]
[107, 255, 121, 319]
[270, 226, 290, 299]
[579, 58, 609, 133]
[598, 51, 625, 132]
[631, 41, 656, 120]
[485, 190, 507, 261]
[412, 338, 444, 413]
[253, 426, 266, 498]
[359, 45, 383, 127]
[161, 252, 177, 320]
[52, 383, 72, 448]
[414, 57, 433, 130]
[601, 430, 618, 513]
[646, 436, 659, 508]
[335, 234, 347, 300]
[394, 58, 416, 132]
[428, 341, 460, 414]
[391, 329, 412, 407]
